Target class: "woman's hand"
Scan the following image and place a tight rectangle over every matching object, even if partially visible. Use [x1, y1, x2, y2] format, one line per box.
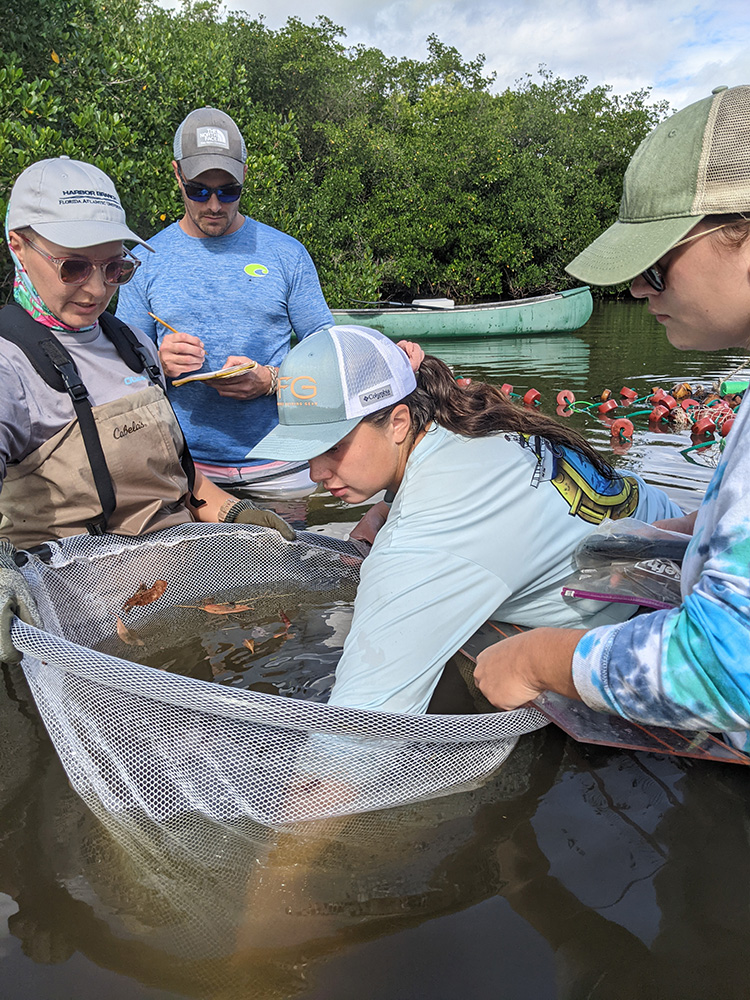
[474, 628, 585, 710]
[652, 510, 698, 535]
[397, 340, 424, 372]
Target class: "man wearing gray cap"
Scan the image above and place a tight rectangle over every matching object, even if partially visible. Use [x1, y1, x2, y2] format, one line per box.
[116, 107, 334, 498]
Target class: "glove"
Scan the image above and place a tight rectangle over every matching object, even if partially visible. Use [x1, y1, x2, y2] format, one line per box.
[223, 499, 297, 542]
[0, 540, 42, 664]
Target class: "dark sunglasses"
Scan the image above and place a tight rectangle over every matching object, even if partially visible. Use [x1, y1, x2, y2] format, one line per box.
[640, 222, 732, 292]
[18, 233, 140, 285]
[176, 164, 242, 203]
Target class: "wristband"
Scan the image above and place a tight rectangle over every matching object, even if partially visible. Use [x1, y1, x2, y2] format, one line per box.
[265, 365, 279, 395]
[220, 498, 258, 523]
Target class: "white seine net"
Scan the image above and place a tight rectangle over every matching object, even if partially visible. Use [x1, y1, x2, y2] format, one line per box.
[11, 523, 547, 826]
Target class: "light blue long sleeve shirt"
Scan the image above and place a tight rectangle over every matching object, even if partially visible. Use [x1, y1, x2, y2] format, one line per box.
[327, 425, 680, 715]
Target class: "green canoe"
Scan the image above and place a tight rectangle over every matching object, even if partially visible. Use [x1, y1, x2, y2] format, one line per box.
[332, 286, 593, 339]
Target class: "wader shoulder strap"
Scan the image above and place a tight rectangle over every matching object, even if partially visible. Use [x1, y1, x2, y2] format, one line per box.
[0, 303, 115, 533]
[98, 310, 164, 386]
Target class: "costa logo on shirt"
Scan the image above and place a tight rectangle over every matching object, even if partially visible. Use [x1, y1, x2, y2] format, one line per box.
[244, 263, 269, 278]
[113, 419, 146, 439]
[278, 375, 317, 400]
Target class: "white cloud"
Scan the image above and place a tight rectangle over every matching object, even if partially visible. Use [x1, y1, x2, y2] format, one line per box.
[221, 0, 750, 110]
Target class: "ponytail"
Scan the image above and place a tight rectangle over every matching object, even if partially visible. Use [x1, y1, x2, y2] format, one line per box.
[365, 355, 616, 478]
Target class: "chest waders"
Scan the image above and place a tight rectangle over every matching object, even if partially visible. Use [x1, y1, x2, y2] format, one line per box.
[0, 303, 205, 545]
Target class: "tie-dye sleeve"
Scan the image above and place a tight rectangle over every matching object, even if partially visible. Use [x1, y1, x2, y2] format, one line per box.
[571, 393, 750, 745]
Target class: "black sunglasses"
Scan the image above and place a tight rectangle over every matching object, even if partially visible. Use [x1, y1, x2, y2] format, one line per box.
[176, 164, 242, 203]
[640, 222, 733, 292]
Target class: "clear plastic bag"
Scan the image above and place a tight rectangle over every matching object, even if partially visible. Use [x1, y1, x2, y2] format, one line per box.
[560, 517, 689, 610]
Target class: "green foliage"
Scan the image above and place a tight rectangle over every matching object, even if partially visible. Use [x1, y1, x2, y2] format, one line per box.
[0, 2, 668, 306]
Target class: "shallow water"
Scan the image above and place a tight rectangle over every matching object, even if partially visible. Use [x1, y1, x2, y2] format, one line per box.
[2, 299, 750, 1000]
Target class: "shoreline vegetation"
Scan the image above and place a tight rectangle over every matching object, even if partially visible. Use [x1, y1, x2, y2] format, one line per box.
[0, 0, 668, 307]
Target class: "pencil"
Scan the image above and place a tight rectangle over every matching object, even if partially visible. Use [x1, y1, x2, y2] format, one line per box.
[148, 312, 181, 335]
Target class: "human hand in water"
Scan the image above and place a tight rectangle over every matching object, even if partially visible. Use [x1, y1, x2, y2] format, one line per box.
[211, 356, 273, 400]
[158, 331, 206, 376]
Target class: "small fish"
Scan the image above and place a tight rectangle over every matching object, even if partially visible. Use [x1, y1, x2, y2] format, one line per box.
[177, 601, 253, 615]
[122, 580, 167, 611]
[116, 616, 145, 647]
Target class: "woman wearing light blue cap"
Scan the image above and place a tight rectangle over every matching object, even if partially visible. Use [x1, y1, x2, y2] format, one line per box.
[475, 85, 750, 750]
[249, 324, 680, 715]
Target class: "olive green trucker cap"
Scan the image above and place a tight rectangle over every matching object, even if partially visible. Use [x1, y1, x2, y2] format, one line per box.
[247, 326, 417, 461]
[566, 85, 750, 285]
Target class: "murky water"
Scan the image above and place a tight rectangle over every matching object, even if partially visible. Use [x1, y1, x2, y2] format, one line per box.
[2, 300, 750, 1000]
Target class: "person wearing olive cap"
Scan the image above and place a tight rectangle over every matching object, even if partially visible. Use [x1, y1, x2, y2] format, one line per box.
[0, 156, 295, 664]
[474, 85, 750, 749]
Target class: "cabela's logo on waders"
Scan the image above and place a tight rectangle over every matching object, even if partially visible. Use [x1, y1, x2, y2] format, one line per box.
[113, 419, 146, 439]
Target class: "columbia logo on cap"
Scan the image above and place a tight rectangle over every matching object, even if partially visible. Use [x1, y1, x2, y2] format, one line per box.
[360, 385, 393, 406]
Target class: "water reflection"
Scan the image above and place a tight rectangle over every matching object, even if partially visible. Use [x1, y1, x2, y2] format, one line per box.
[419, 333, 591, 384]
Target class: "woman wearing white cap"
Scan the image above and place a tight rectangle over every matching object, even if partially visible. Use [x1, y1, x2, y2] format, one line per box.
[0, 157, 293, 663]
[247, 324, 680, 715]
[474, 85, 750, 748]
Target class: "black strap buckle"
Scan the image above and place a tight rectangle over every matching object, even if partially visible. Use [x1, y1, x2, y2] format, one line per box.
[57, 361, 89, 402]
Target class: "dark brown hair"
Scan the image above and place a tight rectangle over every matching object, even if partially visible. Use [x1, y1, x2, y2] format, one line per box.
[365, 354, 615, 477]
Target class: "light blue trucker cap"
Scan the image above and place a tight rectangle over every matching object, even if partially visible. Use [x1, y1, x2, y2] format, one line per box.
[247, 326, 417, 461]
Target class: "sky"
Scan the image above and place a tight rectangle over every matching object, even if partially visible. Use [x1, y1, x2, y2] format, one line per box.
[216, 0, 750, 112]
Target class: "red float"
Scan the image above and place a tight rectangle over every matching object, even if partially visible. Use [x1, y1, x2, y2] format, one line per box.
[523, 388, 541, 406]
[598, 399, 618, 415]
[620, 386, 638, 401]
[648, 405, 669, 423]
[610, 417, 634, 440]
[692, 415, 716, 436]
[556, 389, 576, 406]
[501, 383, 513, 396]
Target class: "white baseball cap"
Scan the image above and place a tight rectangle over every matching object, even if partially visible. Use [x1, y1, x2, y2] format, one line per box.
[248, 326, 418, 461]
[7, 157, 153, 250]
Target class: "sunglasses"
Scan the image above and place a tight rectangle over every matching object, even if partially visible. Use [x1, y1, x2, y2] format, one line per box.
[18, 233, 140, 285]
[640, 222, 733, 291]
[176, 164, 243, 203]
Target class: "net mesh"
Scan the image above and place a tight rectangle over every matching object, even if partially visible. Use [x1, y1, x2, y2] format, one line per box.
[11, 523, 547, 827]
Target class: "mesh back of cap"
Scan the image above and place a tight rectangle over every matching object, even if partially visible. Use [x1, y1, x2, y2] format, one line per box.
[694, 86, 750, 213]
[332, 326, 415, 420]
